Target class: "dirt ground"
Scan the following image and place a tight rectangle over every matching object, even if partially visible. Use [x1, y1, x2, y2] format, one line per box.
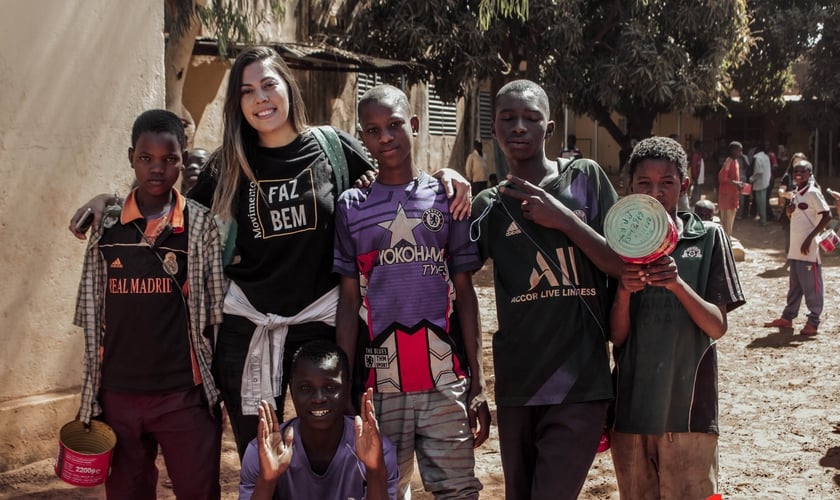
[2, 204, 840, 499]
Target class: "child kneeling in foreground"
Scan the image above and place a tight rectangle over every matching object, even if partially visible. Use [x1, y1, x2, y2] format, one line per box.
[239, 340, 399, 499]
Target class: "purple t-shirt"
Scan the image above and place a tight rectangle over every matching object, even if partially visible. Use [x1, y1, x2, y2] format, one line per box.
[334, 173, 482, 393]
[239, 416, 399, 499]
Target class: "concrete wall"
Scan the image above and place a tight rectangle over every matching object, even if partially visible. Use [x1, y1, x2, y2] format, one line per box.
[0, 0, 164, 471]
[187, 55, 228, 152]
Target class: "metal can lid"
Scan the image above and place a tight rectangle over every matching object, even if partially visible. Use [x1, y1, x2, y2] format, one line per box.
[604, 194, 676, 263]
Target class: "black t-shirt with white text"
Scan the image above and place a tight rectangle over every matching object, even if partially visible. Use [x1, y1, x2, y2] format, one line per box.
[192, 129, 371, 316]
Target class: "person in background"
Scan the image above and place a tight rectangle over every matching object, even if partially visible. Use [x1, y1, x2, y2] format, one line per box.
[694, 199, 716, 222]
[764, 159, 830, 336]
[777, 145, 789, 171]
[689, 140, 707, 205]
[465, 139, 490, 194]
[750, 144, 772, 226]
[737, 145, 753, 220]
[610, 136, 744, 500]
[560, 133, 582, 160]
[766, 142, 779, 218]
[717, 141, 744, 237]
[778, 152, 809, 258]
[181, 147, 209, 194]
[668, 134, 691, 212]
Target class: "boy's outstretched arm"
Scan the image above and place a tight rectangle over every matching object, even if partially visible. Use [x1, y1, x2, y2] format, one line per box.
[639, 256, 728, 340]
[452, 271, 491, 447]
[336, 275, 362, 380]
[354, 388, 390, 500]
[800, 211, 831, 255]
[69, 193, 119, 239]
[499, 175, 623, 278]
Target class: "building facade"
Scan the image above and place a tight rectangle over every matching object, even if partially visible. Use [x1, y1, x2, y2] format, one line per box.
[0, 0, 164, 471]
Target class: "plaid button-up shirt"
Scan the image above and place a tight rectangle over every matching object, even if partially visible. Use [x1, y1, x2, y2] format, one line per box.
[73, 195, 227, 423]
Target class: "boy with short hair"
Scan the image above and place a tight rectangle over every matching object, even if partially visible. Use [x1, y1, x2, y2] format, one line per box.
[334, 84, 490, 499]
[74, 109, 226, 498]
[471, 80, 621, 499]
[182, 147, 209, 193]
[764, 159, 830, 335]
[239, 340, 399, 500]
[610, 136, 745, 499]
[694, 199, 717, 222]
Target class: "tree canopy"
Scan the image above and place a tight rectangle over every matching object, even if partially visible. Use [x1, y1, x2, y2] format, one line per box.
[171, 0, 835, 154]
[731, 0, 827, 111]
[801, 3, 840, 128]
[328, 0, 752, 153]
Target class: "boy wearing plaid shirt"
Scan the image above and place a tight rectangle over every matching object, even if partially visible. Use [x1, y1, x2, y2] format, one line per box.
[74, 109, 226, 498]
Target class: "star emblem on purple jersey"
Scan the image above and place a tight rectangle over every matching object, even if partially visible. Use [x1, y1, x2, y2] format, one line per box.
[379, 203, 422, 247]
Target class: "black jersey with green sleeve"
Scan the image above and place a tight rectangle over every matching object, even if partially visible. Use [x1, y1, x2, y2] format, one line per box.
[472, 159, 616, 406]
[613, 213, 745, 434]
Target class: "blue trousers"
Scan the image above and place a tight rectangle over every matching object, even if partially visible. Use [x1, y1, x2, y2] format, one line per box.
[782, 259, 823, 327]
[754, 188, 768, 224]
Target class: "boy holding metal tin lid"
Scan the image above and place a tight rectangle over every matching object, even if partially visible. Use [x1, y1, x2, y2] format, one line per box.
[609, 136, 745, 500]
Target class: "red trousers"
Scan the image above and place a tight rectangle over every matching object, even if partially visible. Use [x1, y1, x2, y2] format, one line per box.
[100, 385, 221, 499]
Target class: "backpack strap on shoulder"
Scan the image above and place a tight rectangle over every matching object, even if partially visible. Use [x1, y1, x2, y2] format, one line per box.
[310, 125, 349, 194]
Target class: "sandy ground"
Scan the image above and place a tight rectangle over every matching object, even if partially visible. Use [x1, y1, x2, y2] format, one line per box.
[2, 209, 840, 499]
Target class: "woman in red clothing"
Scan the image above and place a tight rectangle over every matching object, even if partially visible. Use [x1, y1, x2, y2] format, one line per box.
[718, 141, 745, 236]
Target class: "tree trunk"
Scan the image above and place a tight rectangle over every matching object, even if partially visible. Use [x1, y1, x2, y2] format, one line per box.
[165, 0, 206, 149]
[450, 80, 479, 174]
[591, 105, 657, 170]
[591, 105, 629, 153]
[626, 111, 656, 145]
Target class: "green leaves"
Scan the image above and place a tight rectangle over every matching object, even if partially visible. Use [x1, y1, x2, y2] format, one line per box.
[801, 3, 840, 128]
[478, 0, 529, 31]
[731, 0, 824, 111]
[319, 1, 839, 148]
[195, 0, 286, 59]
